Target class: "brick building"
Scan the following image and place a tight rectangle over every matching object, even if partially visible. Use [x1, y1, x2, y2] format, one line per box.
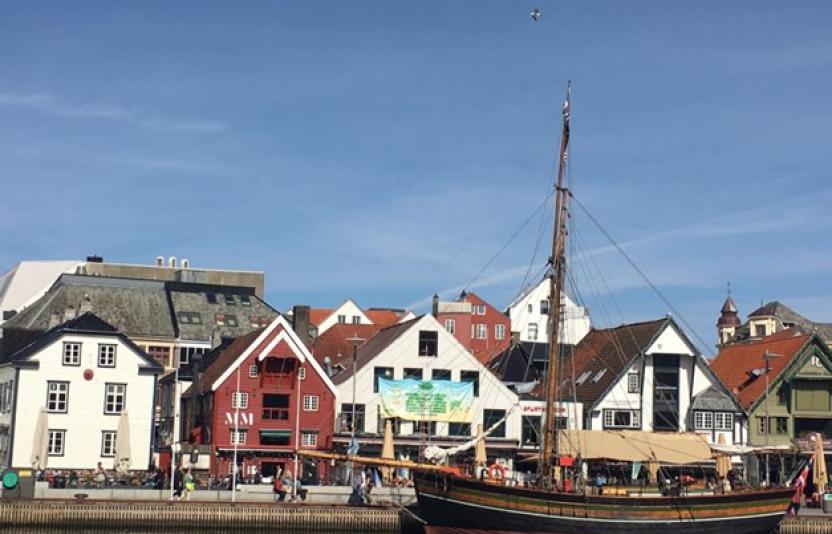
[183, 315, 336, 483]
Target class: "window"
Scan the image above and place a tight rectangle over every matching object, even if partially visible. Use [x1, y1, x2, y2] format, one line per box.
[215, 314, 226, 326]
[528, 323, 539, 341]
[177, 312, 202, 325]
[98, 345, 116, 367]
[414, 421, 437, 435]
[403, 368, 423, 380]
[374, 367, 394, 392]
[298, 367, 306, 380]
[592, 369, 607, 383]
[337, 315, 346, 324]
[104, 383, 126, 414]
[418, 331, 438, 356]
[475, 305, 486, 315]
[603, 409, 640, 429]
[240, 295, 251, 306]
[444, 319, 456, 334]
[754, 324, 767, 337]
[449, 423, 471, 437]
[232, 392, 249, 409]
[483, 409, 506, 438]
[340, 403, 365, 433]
[47, 430, 65, 456]
[262, 394, 290, 420]
[226, 314, 238, 327]
[772, 416, 788, 435]
[249, 364, 258, 378]
[260, 430, 291, 446]
[47, 382, 69, 413]
[224, 294, 236, 305]
[206, 292, 217, 304]
[147, 346, 170, 366]
[627, 373, 640, 393]
[694, 410, 713, 430]
[527, 304, 533, 313]
[522, 415, 541, 446]
[63, 342, 81, 366]
[180, 346, 206, 367]
[576, 371, 591, 385]
[352, 315, 361, 324]
[432, 369, 451, 380]
[460, 371, 479, 397]
[301, 431, 318, 447]
[101, 431, 117, 457]
[715, 412, 734, 431]
[476, 324, 487, 339]
[757, 416, 768, 435]
[230, 429, 247, 445]
[303, 395, 319, 412]
[495, 324, 505, 340]
[540, 299, 550, 315]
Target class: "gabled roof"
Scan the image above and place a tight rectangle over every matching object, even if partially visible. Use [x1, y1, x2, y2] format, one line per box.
[312, 323, 383, 371]
[565, 318, 669, 405]
[487, 342, 550, 383]
[690, 386, 739, 412]
[309, 308, 335, 327]
[331, 316, 421, 385]
[364, 309, 403, 328]
[196, 329, 263, 395]
[710, 329, 812, 410]
[2, 312, 163, 372]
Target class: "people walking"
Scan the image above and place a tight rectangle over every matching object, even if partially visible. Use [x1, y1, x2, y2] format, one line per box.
[273, 474, 286, 502]
[183, 469, 195, 501]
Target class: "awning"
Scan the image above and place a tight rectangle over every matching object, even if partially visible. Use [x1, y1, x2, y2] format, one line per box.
[555, 430, 713, 464]
[260, 429, 292, 437]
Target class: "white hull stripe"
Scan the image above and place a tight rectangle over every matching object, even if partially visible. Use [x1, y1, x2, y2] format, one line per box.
[418, 492, 785, 524]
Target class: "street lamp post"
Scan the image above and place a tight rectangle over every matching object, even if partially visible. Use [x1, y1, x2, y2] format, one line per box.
[345, 334, 364, 485]
[762, 351, 780, 487]
[231, 366, 241, 502]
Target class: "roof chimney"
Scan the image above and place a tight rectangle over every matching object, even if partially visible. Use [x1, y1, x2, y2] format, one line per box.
[432, 294, 439, 317]
[86, 255, 103, 263]
[168, 256, 177, 268]
[181, 258, 190, 269]
[79, 294, 93, 315]
[292, 305, 311, 346]
[155, 256, 164, 267]
[323, 356, 333, 377]
[63, 305, 76, 323]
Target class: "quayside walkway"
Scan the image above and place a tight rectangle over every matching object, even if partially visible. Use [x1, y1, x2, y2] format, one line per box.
[0, 500, 423, 533]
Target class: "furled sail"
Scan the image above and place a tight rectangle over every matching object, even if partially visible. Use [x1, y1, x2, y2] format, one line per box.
[557, 430, 713, 464]
[423, 407, 516, 464]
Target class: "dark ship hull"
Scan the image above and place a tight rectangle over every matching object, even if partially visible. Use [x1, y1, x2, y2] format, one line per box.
[414, 471, 792, 534]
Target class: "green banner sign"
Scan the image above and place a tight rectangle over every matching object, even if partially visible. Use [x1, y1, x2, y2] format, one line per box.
[378, 378, 474, 422]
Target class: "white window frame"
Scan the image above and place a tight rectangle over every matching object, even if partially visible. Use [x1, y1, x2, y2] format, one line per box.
[301, 431, 318, 447]
[528, 323, 539, 341]
[232, 392, 249, 409]
[476, 305, 486, 315]
[101, 431, 117, 457]
[230, 429, 247, 445]
[298, 367, 306, 380]
[476, 324, 487, 340]
[104, 383, 126, 414]
[694, 410, 714, 430]
[495, 324, 505, 340]
[47, 382, 69, 413]
[63, 342, 81, 366]
[48, 430, 65, 456]
[714, 412, 733, 431]
[98, 344, 116, 367]
[602, 409, 640, 429]
[444, 319, 456, 334]
[303, 395, 319, 412]
[249, 364, 258, 378]
[627, 373, 640, 393]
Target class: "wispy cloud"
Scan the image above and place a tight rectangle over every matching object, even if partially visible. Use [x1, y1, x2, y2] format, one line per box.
[0, 92, 226, 133]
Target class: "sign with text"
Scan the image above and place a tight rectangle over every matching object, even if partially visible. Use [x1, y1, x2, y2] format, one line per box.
[378, 378, 474, 422]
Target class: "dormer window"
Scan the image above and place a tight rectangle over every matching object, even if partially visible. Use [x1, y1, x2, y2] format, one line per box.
[224, 294, 236, 305]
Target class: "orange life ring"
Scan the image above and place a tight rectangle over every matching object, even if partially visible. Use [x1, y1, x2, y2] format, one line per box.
[488, 463, 507, 480]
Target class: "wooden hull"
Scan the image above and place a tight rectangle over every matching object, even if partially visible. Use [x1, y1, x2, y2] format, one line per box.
[414, 471, 792, 534]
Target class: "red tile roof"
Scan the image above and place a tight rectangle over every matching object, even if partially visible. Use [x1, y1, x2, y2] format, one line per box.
[365, 309, 403, 328]
[309, 308, 334, 327]
[312, 323, 383, 371]
[710, 329, 810, 410]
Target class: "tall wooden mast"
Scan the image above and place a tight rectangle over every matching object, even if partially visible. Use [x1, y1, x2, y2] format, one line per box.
[541, 84, 571, 485]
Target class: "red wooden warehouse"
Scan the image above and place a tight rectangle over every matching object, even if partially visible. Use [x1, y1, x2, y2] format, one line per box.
[184, 315, 336, 482]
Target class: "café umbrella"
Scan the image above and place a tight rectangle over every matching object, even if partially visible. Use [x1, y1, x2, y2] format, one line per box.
[30, 409, 49, 470]
[114, 411, 131, 472]
[813, 433, 827, 493]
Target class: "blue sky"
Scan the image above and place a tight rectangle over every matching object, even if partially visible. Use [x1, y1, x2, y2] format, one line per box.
[1, 1, 830, 354]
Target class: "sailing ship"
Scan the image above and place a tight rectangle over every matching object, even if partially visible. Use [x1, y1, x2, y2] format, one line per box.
[411, 86, 793, 534]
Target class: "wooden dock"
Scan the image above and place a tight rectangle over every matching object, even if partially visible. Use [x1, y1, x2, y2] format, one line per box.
[0, 499, 423, 532]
